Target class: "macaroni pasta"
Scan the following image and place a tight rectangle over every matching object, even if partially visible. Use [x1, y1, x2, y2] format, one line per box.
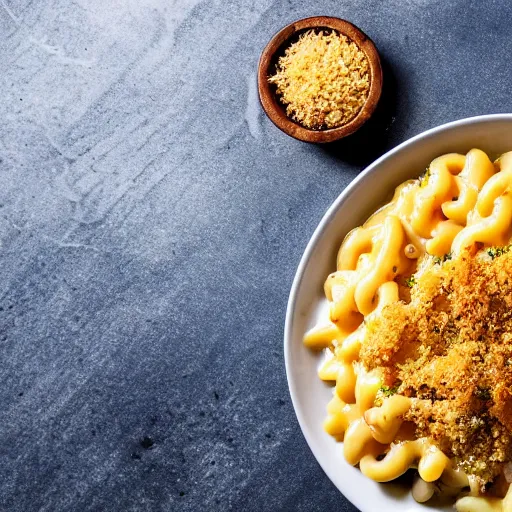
[304, 149, 512, 511]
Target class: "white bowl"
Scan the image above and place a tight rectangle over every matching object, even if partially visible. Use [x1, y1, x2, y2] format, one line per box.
[284, 114, 512, 512]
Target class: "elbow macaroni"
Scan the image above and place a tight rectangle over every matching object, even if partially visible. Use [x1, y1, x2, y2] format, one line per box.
[303, 149, 512, 511]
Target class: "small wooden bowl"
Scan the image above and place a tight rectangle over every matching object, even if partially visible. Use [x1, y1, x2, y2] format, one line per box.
[258, 17, 383, 143]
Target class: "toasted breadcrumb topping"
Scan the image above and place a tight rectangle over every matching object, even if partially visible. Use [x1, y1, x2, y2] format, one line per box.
[268, 30, 370, 130]
[361, 251, 512, 487]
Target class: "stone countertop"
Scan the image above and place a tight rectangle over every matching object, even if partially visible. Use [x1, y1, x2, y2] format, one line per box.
[1, 1, 512, 511]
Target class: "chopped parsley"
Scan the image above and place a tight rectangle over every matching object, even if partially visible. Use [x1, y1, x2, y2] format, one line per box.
[380, 384, 400, 397]
[487, 245, 512, 260]
[419, 167, 431, 188]
[405, 275, 416, 288]
[433, 252, 452, 265]
[474, 386, 491, 401]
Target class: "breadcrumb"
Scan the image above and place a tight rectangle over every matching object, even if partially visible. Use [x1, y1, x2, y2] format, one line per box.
[361, 251, 512, 487]
[268, 30, 370, 130]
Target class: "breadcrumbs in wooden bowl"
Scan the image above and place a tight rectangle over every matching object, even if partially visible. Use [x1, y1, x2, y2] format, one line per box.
[269, 30, 370, 130]
[258, 17, 382, 143]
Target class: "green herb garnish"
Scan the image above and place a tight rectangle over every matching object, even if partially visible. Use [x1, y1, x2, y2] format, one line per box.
[487, 245, 511, 260]
[405, 275, 416, 288]
[433, 252, 452, 265]
[419, 167, 431, 188]
[380, 384, 400, 397]
[474, 386, 491, 401]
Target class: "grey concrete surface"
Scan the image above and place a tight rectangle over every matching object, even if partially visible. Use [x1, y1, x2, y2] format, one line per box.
[1, 0, 512, 511]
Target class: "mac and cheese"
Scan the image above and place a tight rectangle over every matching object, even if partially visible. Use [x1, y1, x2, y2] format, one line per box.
[304, 149, 512, 511]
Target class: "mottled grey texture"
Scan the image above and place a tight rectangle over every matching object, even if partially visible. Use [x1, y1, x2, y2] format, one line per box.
[1, 0, 512, 511]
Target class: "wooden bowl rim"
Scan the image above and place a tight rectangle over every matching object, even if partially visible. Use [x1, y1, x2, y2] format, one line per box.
[257, 16, 383, 143]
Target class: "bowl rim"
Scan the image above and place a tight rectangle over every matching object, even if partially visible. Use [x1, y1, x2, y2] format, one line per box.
[258, 16, 383, 143]
[283, 113, 512, 510]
